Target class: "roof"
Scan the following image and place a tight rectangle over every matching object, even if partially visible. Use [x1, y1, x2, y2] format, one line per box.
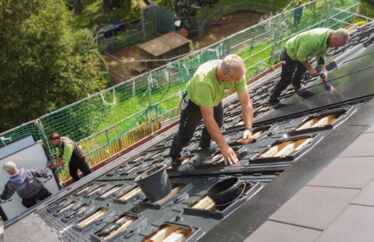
[4, 22, 374, 242]
[138, 32, 190, 57]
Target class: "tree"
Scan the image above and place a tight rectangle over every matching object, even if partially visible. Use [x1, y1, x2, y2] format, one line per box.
[0, 0, 109, 132]
[103, 0, 131, 12]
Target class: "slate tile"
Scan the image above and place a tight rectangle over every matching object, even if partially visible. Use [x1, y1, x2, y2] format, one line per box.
[307, 157, 374, 189]
[365, 125, 374, 133]
[244, 221, 321, 242]
[339, 133, 374, 157]
[352, 176, 374, 206]
[316, 205, 374, 242]
[269, 186, 359, 230]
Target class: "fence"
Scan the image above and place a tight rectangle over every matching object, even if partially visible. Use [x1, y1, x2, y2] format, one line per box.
[0, 0, 370, 183]
[98, 0, 290, 53]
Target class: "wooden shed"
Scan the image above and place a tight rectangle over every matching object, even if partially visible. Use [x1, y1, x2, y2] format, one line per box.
[138, 32, 190, 68]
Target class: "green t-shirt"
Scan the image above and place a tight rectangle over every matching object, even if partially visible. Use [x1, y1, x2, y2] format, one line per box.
[286, 28, 332, 63]
[186, 60, 247, 107]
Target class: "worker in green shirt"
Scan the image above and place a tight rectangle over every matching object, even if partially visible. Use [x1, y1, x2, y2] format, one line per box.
[49, 132, 92, 182]
[269, 28, 349, 107]
[169, 54, 254, 169]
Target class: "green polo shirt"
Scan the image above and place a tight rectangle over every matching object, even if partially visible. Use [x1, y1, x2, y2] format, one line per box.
[186, 60, 247, 107]
[286, 28, 332, 63]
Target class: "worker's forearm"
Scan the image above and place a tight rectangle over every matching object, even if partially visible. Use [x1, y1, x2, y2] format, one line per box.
[301, 61, 314, 72]
[202, 116, 227, 149]
[1, 185, 14, 200]
[56, 156, 62, 164]
[241, 101, 253, 130]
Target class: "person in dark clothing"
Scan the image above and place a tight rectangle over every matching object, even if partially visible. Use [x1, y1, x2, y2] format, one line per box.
[49, 132, 92, 182]
[169, 54, 254, 169]
[0, 161, 51, 208]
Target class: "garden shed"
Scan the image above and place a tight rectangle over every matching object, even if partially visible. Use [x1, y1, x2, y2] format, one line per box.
[138, 32, 191, 68]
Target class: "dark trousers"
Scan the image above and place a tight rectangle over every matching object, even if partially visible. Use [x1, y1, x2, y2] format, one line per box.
[269, 54, 306, 102]
[169, 97, 223, 160]
[22, 187, 51, 208]
[69, 156, 92, 182]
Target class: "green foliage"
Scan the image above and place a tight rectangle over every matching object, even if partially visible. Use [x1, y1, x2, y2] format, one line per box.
[360, 0, 374, 18]
[71, 0, 145, 29]
[0, 0, 108, 132]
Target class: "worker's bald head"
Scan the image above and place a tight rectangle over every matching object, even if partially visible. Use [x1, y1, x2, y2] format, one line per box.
[329, 29, 349, 47]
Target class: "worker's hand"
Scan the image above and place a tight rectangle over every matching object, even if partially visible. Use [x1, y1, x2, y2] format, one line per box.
[55, 161, 64, 169]
[220, 144, 239, 165]
[309, 68, 318, 77]
[239, 129, 253, 144]
[320, 71, 328, 81]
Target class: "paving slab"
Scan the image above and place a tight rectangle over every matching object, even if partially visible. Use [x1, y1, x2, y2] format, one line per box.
[339, 133, 374, 157]
[269, 186, 359, 230]
[316, 205, 374, 242]
[244, 220, 321, 242]
[307, 157, 374, 189]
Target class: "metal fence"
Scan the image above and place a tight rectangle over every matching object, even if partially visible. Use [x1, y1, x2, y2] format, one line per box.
[0, 0, 370, 183]
[98, 0, 289, 53]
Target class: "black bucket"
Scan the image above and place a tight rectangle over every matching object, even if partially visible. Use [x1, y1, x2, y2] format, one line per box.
[207, 177, 242, 205]
[135, 164, 172, 202]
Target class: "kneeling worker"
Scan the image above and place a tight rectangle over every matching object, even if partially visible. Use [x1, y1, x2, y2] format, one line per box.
[170, 54, 254, 169]
[0, 161, 51, 208]
[269, 28, 349, 107]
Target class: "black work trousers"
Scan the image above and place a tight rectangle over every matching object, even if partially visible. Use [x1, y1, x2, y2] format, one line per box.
[169, 96, 223, 160]
[69, 156, 92, 182]
[269, 54, 306, 102]
[22, 187, 51, 208]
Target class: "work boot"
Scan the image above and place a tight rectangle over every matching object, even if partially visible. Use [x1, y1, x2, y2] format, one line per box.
[269, 98, 286, 109]
[169, 156, 191, 171]
[170, 159, 182, 171]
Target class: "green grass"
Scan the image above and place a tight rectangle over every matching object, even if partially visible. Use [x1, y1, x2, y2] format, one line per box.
[95, 82, 185, 134]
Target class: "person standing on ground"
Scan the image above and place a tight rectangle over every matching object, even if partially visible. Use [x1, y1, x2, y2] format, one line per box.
[0, 161, 52, 208]
[169, 54, 254, 169]
[49, 132, 92, 182]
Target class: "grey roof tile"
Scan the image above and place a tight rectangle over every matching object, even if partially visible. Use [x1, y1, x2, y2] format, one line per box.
[244, 221, 321, 242]
[316, 205, 374, 242]
[269, 186, 359, 230]
[307, 157, 374, 189]
[339, 133, 374, 157]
